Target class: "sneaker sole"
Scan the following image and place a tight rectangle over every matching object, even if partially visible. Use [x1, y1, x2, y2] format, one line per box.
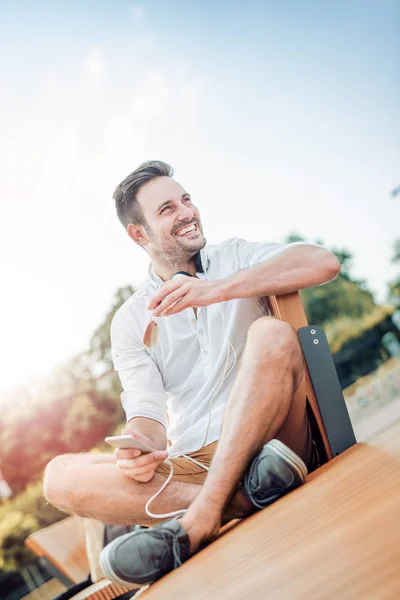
[100, 533, 143, 589]
[267, 439, 308, 480]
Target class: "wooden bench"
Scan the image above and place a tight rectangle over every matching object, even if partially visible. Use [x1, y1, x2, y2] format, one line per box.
[25, 515, 89, 586]
[138, 418, 400, 599]
[25, 291, 361, 599]
[25, 515, 131, 599]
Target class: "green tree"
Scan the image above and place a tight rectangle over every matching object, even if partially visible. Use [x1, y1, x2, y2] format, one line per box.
[44, 284, 135, 401]
[392, 239, 400, 263]
[0, 511, 39, 571]
[387, 238, 400, 305]
[0, 481, 65, 571]
[390, 185, 400, 198]
[89, 285, 135, 372]
[284, 233, 377, 325]
[60, 392, 117, 452]
[0, 285, 134, 493]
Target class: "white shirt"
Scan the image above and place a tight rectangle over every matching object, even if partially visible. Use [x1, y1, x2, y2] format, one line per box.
[111, 237, 295, 458]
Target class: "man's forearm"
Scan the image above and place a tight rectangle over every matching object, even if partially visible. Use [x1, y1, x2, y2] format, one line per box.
[127, 416, 168, 451]
[219, 244, 340, 301]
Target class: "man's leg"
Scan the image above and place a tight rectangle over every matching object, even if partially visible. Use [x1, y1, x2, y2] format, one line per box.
[179, 316, 308, 551]
[43, 452, 202, 526]
[45, 316, 306, 532]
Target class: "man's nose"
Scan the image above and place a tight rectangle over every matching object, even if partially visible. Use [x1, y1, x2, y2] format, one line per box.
[177, 204, 194, 221]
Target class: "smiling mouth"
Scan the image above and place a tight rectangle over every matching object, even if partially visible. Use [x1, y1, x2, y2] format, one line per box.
[175, 223, 199, 237]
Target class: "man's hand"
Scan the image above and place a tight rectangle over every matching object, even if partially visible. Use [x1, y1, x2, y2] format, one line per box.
[148, 278, 226, 317]
[115, 429, 169, 483]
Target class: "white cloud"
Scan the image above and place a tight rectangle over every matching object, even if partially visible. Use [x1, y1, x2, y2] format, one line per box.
[129, 71, 170, 121]
[131, 5, 144, 21]
[84, 46, 106, 88]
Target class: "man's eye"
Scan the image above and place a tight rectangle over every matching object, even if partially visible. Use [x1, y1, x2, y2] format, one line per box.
[161, 206, 172, 214]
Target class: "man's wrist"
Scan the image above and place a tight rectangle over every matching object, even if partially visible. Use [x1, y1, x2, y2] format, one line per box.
[217, 274, 243, 303]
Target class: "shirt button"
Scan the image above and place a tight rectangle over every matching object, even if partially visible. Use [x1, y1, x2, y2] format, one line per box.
[199, 330, 204, 335]
[203, 350, 208, 356]
[191, 319, 196, 324]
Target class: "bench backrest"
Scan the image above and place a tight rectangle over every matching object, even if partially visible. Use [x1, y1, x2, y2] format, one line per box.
[267, 292, 333, 462]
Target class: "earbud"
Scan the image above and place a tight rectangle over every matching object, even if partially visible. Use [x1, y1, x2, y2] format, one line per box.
[143, 273, 193, 348]
[142, 319, 159, 348]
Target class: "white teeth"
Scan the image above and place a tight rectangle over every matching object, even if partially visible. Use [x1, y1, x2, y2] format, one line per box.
[176, 224, 196, 236]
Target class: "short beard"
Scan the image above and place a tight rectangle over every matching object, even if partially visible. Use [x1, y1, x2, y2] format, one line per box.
[158, 237, 206, 264]
[146, 223, 206, 267]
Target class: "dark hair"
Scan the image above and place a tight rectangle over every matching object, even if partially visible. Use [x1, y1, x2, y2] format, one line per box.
[113, 160, 174, 229]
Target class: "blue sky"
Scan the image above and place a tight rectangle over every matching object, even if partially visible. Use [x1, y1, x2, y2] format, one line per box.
[0, 0, 399, 392]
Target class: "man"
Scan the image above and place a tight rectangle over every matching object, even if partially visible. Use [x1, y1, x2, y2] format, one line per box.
[44, 161, 340, 588]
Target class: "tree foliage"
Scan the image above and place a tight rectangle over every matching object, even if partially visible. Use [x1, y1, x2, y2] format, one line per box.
[89, 285, 135, 372]
[0, 286, 134, 497]
[387, 239, 400, 305]
[285, 233, 377, 325]
[0, 481, 65, 571]
[392, 239, 400, 264]
[391, 185, 400, 198]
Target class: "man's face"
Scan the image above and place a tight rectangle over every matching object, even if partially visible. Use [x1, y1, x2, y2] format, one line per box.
[136, 176, 206, 262]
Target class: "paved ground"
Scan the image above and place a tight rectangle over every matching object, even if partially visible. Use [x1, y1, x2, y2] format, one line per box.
[344, 358, 400, 441]
[351, 395, 400, 441]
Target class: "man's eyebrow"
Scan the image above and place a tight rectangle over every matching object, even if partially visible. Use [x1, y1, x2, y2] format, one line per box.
[156, 194, 191, 213]
[156, 200, 171, 213]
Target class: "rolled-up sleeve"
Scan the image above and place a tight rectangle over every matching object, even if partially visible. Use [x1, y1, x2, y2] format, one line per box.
[110, 308, 168, 428]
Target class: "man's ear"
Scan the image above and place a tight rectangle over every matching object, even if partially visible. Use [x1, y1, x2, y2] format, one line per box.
[127, 223, 149, 247]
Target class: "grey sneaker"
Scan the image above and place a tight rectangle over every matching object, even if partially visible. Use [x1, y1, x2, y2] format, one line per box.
[100, 518, 190, 588]
[241, 438, 308, 509]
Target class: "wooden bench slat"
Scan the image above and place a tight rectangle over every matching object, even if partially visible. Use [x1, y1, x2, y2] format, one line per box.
[69, 579, 130, 600]
[25, 515, 89, 584]
[138, 418, 400, 600]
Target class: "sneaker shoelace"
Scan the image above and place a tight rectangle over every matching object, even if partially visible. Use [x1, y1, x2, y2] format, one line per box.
[170, 532, 184, 569]
[141, 525, 186, 571]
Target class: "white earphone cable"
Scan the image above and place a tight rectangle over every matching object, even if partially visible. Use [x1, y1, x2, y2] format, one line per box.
[145, 305, 236, 519]
[115, 279, 237, 519]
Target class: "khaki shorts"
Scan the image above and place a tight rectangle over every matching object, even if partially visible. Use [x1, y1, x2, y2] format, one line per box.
[146, 442, 219, 526]
[155, 441, 218, 484]
[155, 368, 313, 485]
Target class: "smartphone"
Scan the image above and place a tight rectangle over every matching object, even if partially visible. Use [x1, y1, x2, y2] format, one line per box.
[104, 435, 154, 453]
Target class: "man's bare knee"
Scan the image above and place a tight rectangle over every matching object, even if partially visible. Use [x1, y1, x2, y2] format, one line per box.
[246, 316, 304, 385]
[44, 452, 155, 523]
[43, 453, 84, 511]
[247, 316, 299, 358]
